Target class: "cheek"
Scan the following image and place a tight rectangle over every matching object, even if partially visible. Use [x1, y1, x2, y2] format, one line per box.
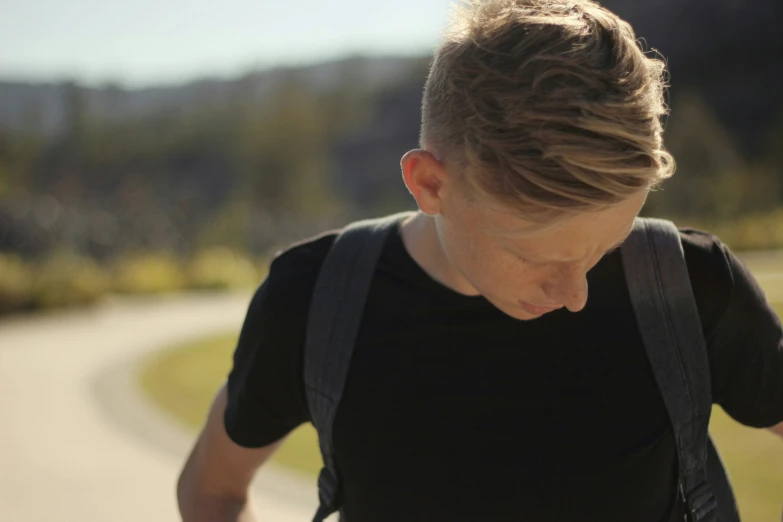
[436, 219, 548, 296]
[465, 246, 544, 294]
[446, 230, 489, 274]
[491, 257, 544, 290]
[439, 224, 501, 280]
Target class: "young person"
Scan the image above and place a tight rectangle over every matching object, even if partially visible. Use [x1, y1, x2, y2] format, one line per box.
[177, 1, 783, 520]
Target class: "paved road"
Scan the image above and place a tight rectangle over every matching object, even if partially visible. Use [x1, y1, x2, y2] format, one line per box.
[1, 263, 779, 522]
[0, 293, 321, 522]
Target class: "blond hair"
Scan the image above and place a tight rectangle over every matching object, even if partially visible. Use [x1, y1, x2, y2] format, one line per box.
[421, 0, 674, 221]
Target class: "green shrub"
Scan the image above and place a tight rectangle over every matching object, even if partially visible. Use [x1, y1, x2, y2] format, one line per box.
[255, 255, 272, 282]
[31, 250, 109, 309]
[112, 253, 186, 294]
[186, 247, 260, 291]
[0, 254, 34, 314]
[681, 208, 783, 252]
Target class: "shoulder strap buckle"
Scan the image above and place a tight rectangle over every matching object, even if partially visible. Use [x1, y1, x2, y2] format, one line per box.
[683, 480, 717, 522]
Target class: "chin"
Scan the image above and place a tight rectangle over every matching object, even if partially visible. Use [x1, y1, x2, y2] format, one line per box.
[489, 298, 548, 322]
[511, 309, 548, 321]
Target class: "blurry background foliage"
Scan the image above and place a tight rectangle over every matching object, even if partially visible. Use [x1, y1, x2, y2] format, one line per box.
[1, 0, 782, 316]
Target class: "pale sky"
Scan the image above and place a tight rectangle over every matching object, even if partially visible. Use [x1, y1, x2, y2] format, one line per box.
[2, 0, 453, 87]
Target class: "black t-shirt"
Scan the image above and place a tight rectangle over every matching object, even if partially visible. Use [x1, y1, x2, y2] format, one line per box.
[225, 220, 783, 522]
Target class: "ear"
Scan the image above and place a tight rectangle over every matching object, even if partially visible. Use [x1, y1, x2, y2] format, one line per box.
[400, 149, 448, 216]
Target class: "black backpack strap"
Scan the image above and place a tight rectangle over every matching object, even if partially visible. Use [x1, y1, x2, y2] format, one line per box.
[621, 217, 739, 522]
[304, 211, 415, 522]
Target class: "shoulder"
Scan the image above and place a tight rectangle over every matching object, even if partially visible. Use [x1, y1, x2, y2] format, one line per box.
[676, 228, 783, 426]
[676, 226, 770, 343]
[271, 229, 339, 275]
[264, 229, 339, 297]
[678, 227, 734, 291]
[677, 227, 735, 340]
[678, 227, 731, 268]
[225, 229, 339, 447]
[241, 229, 339, 332]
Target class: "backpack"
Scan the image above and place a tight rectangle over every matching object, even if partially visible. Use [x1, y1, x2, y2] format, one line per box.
[303, 211, 740, 522]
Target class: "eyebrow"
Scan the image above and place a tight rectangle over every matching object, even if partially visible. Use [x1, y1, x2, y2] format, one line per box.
[525, 235, 631, 263]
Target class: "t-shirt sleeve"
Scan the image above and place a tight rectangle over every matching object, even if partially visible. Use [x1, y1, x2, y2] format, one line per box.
[223, 234, 334, 447]
[704, 243, 783, 428]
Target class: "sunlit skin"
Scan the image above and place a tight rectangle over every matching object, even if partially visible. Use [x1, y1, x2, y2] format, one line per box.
[399, 148, 649, 321]
[399, 145, 783, 457]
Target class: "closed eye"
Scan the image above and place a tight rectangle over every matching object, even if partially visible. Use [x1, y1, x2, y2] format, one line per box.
[511, 239, 627, 264]
[512, 252, 548, 265]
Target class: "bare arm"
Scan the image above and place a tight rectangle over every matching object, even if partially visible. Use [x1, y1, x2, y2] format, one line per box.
[177, 383, 283, 522]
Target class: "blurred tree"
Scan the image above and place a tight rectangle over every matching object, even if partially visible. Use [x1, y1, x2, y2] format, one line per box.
[762, 107, 783, 201]
[646, 91, 781, 220]
[1, 55, 780, 260]
[231, 75, 341, 219]
[0, 133, 43, 195]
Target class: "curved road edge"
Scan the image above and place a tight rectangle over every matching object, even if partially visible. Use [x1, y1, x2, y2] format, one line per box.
[0, 292, 322, 522]
[89, 335, 320, 513]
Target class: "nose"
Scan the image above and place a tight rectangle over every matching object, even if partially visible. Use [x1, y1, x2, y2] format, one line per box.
[541, 265, 589, 313]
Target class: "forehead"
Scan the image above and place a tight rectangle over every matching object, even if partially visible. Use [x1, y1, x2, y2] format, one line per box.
[468, 191, 648, 258]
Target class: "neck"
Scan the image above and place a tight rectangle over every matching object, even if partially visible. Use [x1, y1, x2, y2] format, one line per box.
[399, 211, 480, 296]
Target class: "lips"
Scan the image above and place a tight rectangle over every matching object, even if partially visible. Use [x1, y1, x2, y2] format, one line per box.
[517, 300, 561, 315]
